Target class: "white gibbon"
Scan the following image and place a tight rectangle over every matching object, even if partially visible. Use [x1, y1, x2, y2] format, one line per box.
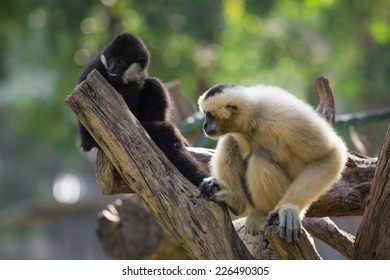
[198, 84, 347, 243]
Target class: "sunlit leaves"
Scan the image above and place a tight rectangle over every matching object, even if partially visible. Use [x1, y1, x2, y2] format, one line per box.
[370, 20, 390, 45]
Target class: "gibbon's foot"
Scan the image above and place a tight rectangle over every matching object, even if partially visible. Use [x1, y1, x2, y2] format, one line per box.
[245, 210, 267, 236]
[267, 204, 302, 243]
[198, 177, 221, 200]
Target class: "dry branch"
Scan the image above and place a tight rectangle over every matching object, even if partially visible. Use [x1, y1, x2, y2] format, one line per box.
[303, 217, 355, 259]
[65, 70, 252, 260]
[315, 76, 336, 125]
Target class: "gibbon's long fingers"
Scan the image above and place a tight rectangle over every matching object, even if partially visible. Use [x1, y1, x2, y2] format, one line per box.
[245, 210, 268, 236]
[279, 212, 287, 240]
[198, 178, 219, 199]
[267, 211, 279, 225]
[279, 208, 301, 243]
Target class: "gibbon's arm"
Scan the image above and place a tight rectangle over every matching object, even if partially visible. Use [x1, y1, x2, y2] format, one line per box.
[142, 122, 208, 186]
[77, 57, 107, 84]
[139, 78, 171, 122]
[270, 111, 347, 213]
[200, 135, 247, 216]
[268, 114, 347, 242]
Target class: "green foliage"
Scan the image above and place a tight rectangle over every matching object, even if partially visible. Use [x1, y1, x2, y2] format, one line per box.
[0, 0, 389, 160]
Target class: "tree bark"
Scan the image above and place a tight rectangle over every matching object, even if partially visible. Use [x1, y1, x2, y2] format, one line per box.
[65, 70, 253, 260]
[96, 195, 189, 259]
[353, 124, 390, 259]
[303, 217, 355, 259]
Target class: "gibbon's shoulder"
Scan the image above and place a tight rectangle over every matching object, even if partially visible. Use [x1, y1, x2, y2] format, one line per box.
[143, 77, 170, 100]
[77, 55, 107, 84]
[247, 85, 334, 127]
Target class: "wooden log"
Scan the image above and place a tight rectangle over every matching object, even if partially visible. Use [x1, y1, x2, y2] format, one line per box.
[264, 225, 321, 260]
[233, 217, 280, 260]
[96, 195, 189, 259]
[65, 70, 253, 260]
[353, 124, 390, 259]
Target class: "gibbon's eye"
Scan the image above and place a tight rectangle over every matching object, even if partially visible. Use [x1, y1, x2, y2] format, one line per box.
[205, 111, 215, 122]
[117, 58, 126, 65]
[106, 57, 114, 65]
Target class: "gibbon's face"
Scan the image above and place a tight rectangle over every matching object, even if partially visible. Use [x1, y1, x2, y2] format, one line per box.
[199, 84, 240, 139]
[100, 33, 150, 85]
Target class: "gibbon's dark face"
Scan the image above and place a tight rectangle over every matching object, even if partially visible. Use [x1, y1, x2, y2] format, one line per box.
[200, 84, 240, 138]
[203, 111, 218, 137]
[100, 33, 150, 85]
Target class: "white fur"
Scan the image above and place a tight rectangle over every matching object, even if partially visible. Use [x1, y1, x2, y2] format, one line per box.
[122, 63, 146, 84]
[199, 84, 348, 241]
[100, 54, 108, 70]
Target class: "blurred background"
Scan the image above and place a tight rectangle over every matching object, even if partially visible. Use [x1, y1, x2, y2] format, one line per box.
[0, 0, 389, 259]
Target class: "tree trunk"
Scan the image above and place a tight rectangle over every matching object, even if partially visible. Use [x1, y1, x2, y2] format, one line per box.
[353, 124, 390, 259]
[65, 70, 253, 260]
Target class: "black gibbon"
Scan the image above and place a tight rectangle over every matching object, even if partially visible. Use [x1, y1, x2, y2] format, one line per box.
[198, 84, 347, 243]
[77, 33, 208, 186]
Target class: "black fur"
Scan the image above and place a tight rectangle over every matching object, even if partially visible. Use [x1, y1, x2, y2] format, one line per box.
[77, 33, 208, 186]
[204, 83, 237, 100]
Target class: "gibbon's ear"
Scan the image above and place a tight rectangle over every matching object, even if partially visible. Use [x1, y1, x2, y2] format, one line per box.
[226, 105, 237, 112]
[220, 104, 237, 118]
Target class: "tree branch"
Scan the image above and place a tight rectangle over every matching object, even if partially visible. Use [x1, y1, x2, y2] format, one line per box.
[303, 217, 355, 259]
[65, 70, 252, 260]
[315, 76, 336, 125]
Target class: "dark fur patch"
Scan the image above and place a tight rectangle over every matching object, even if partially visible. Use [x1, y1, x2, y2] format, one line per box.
[204, 83, 237, 100]
[243, 156, 255, 207]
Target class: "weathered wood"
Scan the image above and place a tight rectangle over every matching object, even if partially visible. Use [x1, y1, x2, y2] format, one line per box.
[264, 225, 322, 260]
[96, 149, 134, 195]
[354, 124, 390, 260]
[315, 76, 336, 125]
[234, 218, 280, 260]
[96, 195, 189, 259]
[95, 147, 213, 195]
[303, 217, 355, 259]
[65, 70, 253, 260]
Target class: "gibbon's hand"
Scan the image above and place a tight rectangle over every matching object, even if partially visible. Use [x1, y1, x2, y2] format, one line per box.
[267, 204, 302, 243]
[198, 177, 221, 200]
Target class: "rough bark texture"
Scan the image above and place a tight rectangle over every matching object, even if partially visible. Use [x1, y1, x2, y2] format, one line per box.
[353, 124, 390, 260]
[303, 217, 355, 259]
[264, 225, 321, 260]
[315, 76, 336, 125]
[96, 195, 189, 259]
[65, 70, 253, 260]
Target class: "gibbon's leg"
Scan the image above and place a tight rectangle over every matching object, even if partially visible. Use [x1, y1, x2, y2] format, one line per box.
[245, 149, 291, 236]
[199, 135, 247, 216]
[268, 148, 345, 242]
[245, 208, 269, 236]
